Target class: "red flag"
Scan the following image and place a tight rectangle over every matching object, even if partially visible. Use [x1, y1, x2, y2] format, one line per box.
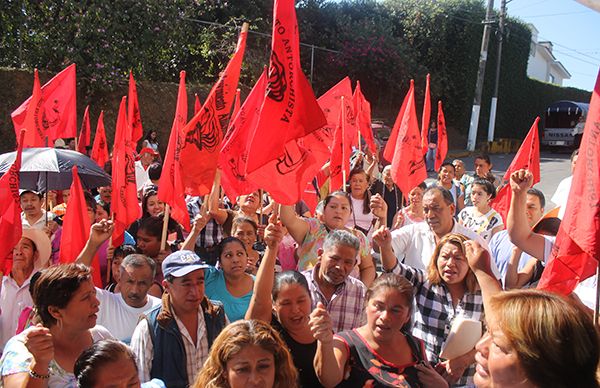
[17, 69, 46, 147]
[219, 71, 267, 200]
[111, 97, 141, 246]
[491, 117, 540, 222]
[0, 130, 25, 273]
[228, 88, 242, 133]
[316, 77, 353, 150]
[91, 111, 109, 169]
[537, 71, 600, 294]
[330, 96, 354, 192]
[384, 80, 413, 163]
[421, 74, 431, 156]
[194, 93, 202, 115]
[59, 166, 102, 286]
[77, 105, 91, 154]
[12, 64, 77, 142]
[245, 0, 326, 173]
[434, 101, 448, 171]
[128, 71, 143, 144]
[353, 81, 377, 154]
[158, 71, 191, 231]
[179, 23, 248, 196]
[390, 81, 427, 197]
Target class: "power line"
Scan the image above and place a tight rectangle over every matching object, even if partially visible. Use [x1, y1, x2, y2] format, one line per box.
[538, 34, 600, 63]
[520, 10, 590, 18]
[552, 49, 599, 66]
[181, 16, 341, 54]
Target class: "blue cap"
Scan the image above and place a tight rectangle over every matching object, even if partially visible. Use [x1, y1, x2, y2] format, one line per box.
[162, 250, 210, 278]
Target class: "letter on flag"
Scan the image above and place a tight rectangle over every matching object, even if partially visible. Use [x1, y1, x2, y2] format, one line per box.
[245, 0, 326, 173]
[390, 81, 427, 196]
[91, 111, 109, 169]
[179, 23, 248, 196]
[434, 100, 448, 171]
[128, 71, 143, 145]
[421, 74, 431, 156]
[353, 81, 377, 154]
[537, 70, 600, 295]
[111, 97, 141, 246]
[77, 105, 91, 154]
[491, 117, 540, 223]
[12, 64, 77, 143]
[158, 71, 191, 231]
[59, 166, 103, 286]
[0, 130, 25, 274]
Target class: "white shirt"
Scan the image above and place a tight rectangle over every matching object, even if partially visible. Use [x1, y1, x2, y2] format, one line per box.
[389, 220, 499, 277]
[95, 288, 161, 344]
[0, 274, 34, 352]
[21, 210, 55, 230]
[135, 160, 150, 192]
[130, 308, 209, 385]
[551, 176, 572, 219]
[346, 196, 375, 235]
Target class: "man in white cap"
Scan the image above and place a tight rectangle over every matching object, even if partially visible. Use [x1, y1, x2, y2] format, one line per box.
[130, 250, 227, 388]
[0, 229, 51, 352]
[20, 190, 56, 232]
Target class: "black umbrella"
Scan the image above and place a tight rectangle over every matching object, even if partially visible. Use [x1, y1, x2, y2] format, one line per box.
[0, 147, 111, 191]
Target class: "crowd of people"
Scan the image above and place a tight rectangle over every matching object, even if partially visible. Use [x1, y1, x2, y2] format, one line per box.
[0, 136, 597, 388]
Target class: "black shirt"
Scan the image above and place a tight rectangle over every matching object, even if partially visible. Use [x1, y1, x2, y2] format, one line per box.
[271, 316, 323, 387]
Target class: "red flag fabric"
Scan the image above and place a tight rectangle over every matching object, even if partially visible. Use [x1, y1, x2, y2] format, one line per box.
[384, 80, 413, 163]
[59, 166, 102, 286]
[111, 97, 141, 246]
[158, 71, 191, 231]
[0, 130, 25, 273]
[491, 117, 540, 222]
[77, 105, 91, 154]
[421, 74, 431, 156]
[390, 81, 427, 197]
[353, 81, 377, 154]
[537, 71, 600, 294]
[330, 96, 354, 192]
[128, 71, 143, 145]
[12, 64, 77, 142]
[434, 100, 448, 171]
[245, 0, 327, 173]
[228, 88, 242, 133]
[91, 111, 109, 168]
[317, 77, 353, 149]
[194, 94, 202, 115]
[179, 24, 248, 196]
[219, 71, 267, 200]
[18, 69, 46, 147]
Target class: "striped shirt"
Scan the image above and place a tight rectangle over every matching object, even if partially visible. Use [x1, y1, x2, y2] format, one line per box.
[186, 196, 223, 248]
[389, 261, 484, 387]
[303, 265, 367, 333]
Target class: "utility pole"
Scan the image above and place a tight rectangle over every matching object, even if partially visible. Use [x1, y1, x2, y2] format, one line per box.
[487, 0, 507, 142]
[466, 0, 495, 151]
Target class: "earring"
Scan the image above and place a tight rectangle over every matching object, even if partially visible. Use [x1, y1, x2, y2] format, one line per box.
[56, 318, 63, 331]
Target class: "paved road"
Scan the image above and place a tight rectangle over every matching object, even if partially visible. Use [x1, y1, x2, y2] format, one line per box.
[428, 151, 573, 210]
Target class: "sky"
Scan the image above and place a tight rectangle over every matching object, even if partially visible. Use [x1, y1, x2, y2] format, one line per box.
[507, 0, 600, 91]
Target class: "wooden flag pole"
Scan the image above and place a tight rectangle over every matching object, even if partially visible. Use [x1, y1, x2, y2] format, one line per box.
[259, 189, 264, 235]
[160, 204, 170, 252]
[106, 213, 115, 285]
[595, 261, 600, 327]
[341, 96, 347, 189]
